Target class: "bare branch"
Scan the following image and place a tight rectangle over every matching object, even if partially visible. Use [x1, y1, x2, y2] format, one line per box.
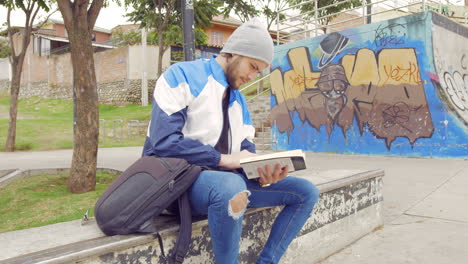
[57, 0, 74, 27]
[87, 0, 105, 30]
[33, 9, 59, 30]
[21, 0, 31, 13]
[30, 4, 41, 30]
[6, 8, 16, 62]
[24, 2, 35, 31]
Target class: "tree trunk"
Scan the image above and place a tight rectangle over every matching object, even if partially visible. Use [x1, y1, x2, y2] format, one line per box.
[67, 21, 99, 193]
[4, 58, 25, 152]
[157, 31, 165, 78]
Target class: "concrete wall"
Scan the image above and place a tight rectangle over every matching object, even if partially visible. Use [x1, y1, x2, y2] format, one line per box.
[0, 58, 10, 81]
[128, 44, 171, 80]
[270, 11, 467, 158]
[15, 44, 171, 105]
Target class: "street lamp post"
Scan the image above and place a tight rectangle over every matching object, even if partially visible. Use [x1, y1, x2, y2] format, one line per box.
[182, 0, 195, 61]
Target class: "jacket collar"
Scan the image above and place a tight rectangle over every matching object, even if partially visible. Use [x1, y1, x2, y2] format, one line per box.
[210, 56, 228, 88]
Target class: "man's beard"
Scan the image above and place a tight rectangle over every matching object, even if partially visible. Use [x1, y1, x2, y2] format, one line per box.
[225, 56, 242, 90]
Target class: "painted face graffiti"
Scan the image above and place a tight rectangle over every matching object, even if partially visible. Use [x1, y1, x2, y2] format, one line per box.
[316, 64, 350, 120]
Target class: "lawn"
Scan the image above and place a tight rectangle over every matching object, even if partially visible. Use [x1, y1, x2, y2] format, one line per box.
[0, 89, 152, 151]
[0, 83, 270, 233]
[0, 83, 269, 152]
[0, 171, 119, 233]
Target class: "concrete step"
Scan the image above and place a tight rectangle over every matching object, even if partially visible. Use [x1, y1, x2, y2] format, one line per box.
[254, 143, 272, 151]
[253, 138, 271, 144]
[255, 131, 271, 138]
[0, 166, 384, 264]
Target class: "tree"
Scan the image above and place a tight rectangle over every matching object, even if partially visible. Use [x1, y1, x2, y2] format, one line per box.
[111, 25, 208, 47]
[220, 0, 258, 22]
[56, 0, 104, 193]
[291, 0, 362, 34]
[0, 0, 50, 152]
[124, 0, 220, 78]
[255, 0, 289, 31]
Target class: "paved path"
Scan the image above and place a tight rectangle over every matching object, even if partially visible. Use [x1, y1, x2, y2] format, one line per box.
[0, 147, 467, 263]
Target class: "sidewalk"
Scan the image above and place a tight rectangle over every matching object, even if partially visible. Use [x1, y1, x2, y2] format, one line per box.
[0, 147, 467, 263]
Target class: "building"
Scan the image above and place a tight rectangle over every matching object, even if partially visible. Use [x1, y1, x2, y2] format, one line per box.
[4, 16, 282, 105]
[32, 18, 114, 56]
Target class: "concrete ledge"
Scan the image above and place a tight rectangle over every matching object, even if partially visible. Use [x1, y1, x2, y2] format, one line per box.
[0, 169, 384, 264]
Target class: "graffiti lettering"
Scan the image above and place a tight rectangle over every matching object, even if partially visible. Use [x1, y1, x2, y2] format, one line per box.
[374, 24, 406, 47]
[383, 63, 422, 85]
[271, 46, 432, 150]
[289, 74, 319, 87]
[382, 102, 415, 133]
[353, 98, 373, 114]
[444, 71, 468, 110]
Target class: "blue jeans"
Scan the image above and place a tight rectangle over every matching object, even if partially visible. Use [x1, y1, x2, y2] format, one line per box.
[188, 170, 319, 264]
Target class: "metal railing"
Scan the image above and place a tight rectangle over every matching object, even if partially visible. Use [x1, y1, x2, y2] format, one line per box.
[275, 0, 467, 44]
[98, 119, 148, 145]
[239, 73, 272, 102]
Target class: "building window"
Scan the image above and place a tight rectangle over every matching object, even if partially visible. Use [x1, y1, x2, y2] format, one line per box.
[40, 38, 50, 56]
[33, 36, 41, 55]
[211, 31, 224, 46]
[33, 36, 50, 56]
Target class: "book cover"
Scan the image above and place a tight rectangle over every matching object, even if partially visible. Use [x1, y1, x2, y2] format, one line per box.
[240, 149, 307, 179]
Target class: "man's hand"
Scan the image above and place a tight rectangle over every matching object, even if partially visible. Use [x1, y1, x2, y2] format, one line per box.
[257, 164, 288, 186]
[219, 150, 256, 169]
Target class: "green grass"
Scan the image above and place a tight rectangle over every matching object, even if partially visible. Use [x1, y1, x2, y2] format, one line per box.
[240, 75, 271, 100]
[0, 89, 152, 151]
[0, 82, 271, 151]
[0, 85, 270, 232]
[0, 171, 119, 233]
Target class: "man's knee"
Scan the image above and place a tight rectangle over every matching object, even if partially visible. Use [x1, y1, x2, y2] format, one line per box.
[228, 191, 251, 220]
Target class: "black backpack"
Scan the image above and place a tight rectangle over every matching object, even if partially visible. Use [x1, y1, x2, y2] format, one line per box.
[94, 156, 202, 263]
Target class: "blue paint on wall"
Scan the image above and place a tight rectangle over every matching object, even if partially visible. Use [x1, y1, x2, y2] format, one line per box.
[271, 11, 467, 158]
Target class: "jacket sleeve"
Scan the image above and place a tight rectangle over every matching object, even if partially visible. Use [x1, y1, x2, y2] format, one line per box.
[143, 102, 221, 167]
[142, 64, 221, 167]
[240, 138, 256, 153]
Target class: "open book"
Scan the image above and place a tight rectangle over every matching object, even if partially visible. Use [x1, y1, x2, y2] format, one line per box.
[240, 149, 307, 179]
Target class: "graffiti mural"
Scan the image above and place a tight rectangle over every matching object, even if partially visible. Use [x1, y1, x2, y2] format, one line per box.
[432, 21, 468, 124]
[271, 46, 433, 149]
[270, 11, 467, 157]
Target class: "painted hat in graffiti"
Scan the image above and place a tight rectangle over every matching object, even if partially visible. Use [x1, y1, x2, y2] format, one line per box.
[319, 32, 349, 68]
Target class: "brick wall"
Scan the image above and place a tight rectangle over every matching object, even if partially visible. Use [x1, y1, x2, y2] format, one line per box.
[5, 32, 173, 105]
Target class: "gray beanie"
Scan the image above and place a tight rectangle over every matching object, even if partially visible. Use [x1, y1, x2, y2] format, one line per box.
[221, 19, 274, 65]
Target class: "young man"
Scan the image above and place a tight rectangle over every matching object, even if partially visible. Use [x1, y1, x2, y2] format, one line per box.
[143, 20, 319, 264]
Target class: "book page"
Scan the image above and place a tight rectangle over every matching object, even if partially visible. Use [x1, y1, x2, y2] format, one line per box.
[240, 149, 304, 163]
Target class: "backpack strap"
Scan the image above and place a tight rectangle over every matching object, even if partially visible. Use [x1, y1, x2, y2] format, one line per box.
[170, 191, 192, 263]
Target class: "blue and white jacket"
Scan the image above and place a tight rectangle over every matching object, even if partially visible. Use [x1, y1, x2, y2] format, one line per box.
[142, 57, 256, 168]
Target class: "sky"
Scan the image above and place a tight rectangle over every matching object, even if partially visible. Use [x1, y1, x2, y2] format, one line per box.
[0, 2, 134, 31]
